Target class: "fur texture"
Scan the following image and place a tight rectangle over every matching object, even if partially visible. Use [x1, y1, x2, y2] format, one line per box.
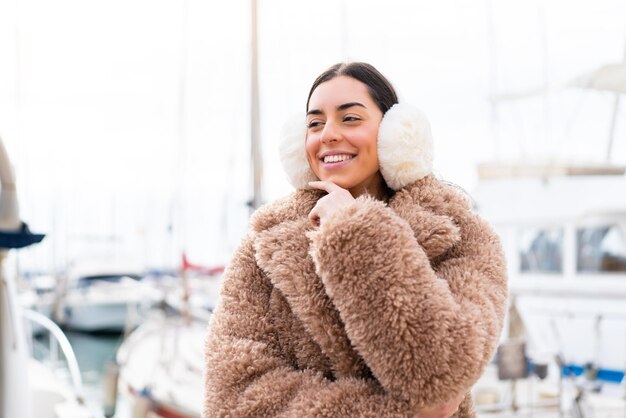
[278, 103, 434, 191]
[377, 104, 433, 190]
[279, 113, 319, 189]
[204, 175, 508, 417]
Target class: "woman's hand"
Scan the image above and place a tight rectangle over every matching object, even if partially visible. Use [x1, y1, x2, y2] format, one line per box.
[416, 393, 465, 418]
[308, 181, 355, 227]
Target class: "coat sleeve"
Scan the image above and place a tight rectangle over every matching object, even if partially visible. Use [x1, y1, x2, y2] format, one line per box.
[307, 191, 508, 408]
[203, 235, 418, 418]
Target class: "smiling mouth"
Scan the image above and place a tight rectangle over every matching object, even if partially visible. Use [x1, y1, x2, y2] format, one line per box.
[321, 154, 355, 164]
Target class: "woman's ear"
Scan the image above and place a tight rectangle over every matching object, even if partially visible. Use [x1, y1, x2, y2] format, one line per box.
[378, 103, 433, 190]
[279, 113, 318, 189]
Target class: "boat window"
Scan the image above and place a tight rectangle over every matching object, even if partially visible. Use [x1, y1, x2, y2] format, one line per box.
[577, 224, 626, 273]
[519, 228, 563, 273]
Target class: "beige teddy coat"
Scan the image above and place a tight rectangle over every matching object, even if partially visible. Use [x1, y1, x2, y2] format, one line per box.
[204, 175, 508, 417]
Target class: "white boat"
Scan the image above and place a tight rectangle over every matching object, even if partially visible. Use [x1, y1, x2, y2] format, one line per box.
[473, 170, 626, 400]
[0, 135, 99, 418]
[114, 264, 222, 418]
[116, 312, 207, 418]
[56, 262, 162, 332]
[2, 273, 99, 418]
[471, 61, 626, 415]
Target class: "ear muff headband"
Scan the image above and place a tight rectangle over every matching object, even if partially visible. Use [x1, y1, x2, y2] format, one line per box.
[278, 103, 433, 191]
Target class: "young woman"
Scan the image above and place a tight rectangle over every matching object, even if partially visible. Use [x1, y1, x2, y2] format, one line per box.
[204, 62, 508, 418]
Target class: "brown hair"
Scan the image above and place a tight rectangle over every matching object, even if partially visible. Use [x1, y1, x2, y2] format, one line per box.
[306, 62, 399, 114]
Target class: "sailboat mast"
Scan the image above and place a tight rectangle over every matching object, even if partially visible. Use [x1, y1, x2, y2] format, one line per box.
[250, 0, 263, 211]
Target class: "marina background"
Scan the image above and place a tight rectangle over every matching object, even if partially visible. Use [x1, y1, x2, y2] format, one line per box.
[0, 0, 624, 274]
[0, 1, 625, 417]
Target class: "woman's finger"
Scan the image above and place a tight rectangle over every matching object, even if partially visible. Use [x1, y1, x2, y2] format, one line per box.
[308, 182, 354, 227]
[308, 180, 344, 194]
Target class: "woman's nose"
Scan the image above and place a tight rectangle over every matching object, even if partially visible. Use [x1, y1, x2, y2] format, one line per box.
[320, 121, 341, 144]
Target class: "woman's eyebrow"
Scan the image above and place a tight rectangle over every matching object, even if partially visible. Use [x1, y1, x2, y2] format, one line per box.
[307, 102, 366, 116]
[337, 102, 366, 111]
[306, 102, 367, 117]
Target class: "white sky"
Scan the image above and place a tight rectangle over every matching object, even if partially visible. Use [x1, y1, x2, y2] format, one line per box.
[0, 0, 624, 271]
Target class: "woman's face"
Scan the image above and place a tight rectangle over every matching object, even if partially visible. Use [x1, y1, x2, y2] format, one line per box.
[305, 76, 384, 195]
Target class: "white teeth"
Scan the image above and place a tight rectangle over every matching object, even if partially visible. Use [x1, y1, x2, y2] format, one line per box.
[323, 154, 354, 163]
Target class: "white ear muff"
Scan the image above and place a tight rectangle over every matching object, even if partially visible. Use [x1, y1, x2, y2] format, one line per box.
[377, 103, 433, 190]
[278, 103, 433, 191]
[278, 113, 318, 189]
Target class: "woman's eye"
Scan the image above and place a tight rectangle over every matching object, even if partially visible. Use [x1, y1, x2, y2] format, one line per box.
[343, 116, 361, 122]
[307, 121, 324, 129]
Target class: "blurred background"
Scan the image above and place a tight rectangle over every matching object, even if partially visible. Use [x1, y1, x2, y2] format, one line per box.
[1, 0, 624, 272]
[1, 1, 625, 417]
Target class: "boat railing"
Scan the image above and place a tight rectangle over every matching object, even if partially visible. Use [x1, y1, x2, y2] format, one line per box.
[20, 308, 85, 402]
